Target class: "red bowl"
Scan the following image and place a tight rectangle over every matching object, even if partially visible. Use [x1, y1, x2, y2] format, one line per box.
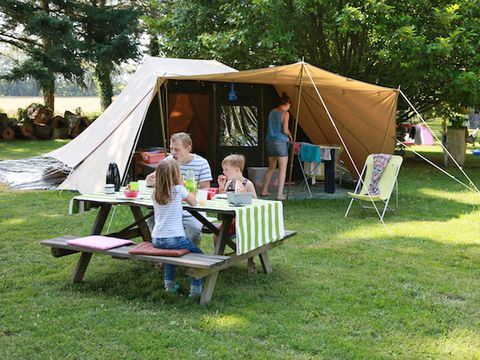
[124, 190, 139, 198]
[207, 187, 219, 200]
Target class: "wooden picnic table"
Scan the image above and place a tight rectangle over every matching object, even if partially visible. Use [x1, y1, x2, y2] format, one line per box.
[41, 192, 296, 304]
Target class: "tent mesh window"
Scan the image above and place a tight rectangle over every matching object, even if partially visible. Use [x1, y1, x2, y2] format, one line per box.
[219, 105, 259, 147]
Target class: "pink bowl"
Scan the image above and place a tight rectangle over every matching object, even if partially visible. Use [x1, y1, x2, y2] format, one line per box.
[124, 190, 139, 198]
[207, 187, 219, 200]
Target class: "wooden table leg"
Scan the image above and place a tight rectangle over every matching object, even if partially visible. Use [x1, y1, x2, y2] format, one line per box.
[259, 251, 273, 274]
[215, 215, 234, 255]
[199, 272, 219, 305]
[72, 252, 92, 283]
[130, 206, 152, 242]
[91, 204, 112, 235]
[72, 203, 111, 283]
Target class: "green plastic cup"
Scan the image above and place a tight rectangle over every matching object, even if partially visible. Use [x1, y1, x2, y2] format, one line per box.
[129, 181, 139, 191]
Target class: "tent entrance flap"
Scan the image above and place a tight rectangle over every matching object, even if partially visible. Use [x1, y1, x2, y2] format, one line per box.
[167, 93, 210, 157]
[214, 82, 266, 176]
[136, 90, 167, 151]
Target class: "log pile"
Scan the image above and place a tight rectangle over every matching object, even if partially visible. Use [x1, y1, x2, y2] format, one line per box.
[64, 111, 91, 139]
[0, 113, 15, 140]
[0, 103, 93, 141]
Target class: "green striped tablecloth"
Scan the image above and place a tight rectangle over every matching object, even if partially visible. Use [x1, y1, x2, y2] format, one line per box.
[69, 193, 285, 256]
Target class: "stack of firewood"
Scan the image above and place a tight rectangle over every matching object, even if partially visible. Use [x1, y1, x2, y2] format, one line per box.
[0, 103, 93, 141]
[0, 113, 16, 140]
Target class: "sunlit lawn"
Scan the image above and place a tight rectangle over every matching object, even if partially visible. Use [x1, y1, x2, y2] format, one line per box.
[0, 139, 70, 160]
[1, 140, 480, 359]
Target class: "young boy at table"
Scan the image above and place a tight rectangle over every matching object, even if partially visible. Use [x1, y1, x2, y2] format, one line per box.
[151, 159, 203, 297]
[217, 154, 257, 274]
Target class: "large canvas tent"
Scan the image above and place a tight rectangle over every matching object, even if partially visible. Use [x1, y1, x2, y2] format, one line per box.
[46, 56, 398, 194]
[46, 57, 237, 193]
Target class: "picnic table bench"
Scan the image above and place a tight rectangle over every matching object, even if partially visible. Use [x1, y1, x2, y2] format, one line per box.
[41, 192, 296, 304]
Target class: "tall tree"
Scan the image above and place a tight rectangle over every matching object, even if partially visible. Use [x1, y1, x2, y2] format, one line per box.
[0, 0, 83, 110]
[145, 0, 480, 117]
[73, 0, 141, 110]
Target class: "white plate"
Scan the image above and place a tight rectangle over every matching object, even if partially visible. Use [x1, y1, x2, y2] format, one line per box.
[213, 193, 227, 199]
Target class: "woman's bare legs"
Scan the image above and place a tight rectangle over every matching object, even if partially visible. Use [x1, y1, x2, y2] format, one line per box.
[276, 156, 288, 200]
[261, 157, 278, 196]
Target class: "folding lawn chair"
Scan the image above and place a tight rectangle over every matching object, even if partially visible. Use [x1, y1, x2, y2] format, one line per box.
[344, 154, 403, 221]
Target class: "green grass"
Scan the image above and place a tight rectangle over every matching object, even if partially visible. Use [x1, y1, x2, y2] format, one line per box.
[0, 139, 70, 160]
[1, 141, 480, 359]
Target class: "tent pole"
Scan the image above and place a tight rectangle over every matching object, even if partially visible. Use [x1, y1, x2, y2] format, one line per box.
[287, 62, 305, 199]
[157, 83, 167, 152]
[303, 64, 386, 225]
[165, 80, 170, 146]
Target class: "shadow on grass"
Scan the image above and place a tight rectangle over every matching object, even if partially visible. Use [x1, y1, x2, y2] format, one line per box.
[54, 255, 268, 307]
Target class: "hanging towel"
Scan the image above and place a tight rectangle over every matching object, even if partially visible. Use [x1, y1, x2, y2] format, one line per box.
[321, 147, 331, 161]
[367, 154, 392, 196]
[304, 162, 322, 185]
[300, 143, 321, 163]
[293, 142, 302, 155]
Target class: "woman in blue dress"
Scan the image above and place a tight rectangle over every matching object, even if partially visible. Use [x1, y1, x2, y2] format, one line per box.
[261, 93, 292, 200]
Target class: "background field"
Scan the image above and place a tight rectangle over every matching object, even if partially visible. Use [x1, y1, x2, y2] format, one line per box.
[0, 96, 101, 116]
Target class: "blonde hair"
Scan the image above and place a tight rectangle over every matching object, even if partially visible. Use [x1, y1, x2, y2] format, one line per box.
[170, 132, 192, 149]
[222, 154, 245, 172]
[154, 160, 182, 205]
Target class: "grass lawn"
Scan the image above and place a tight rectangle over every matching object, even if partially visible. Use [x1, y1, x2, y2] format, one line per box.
[0, 139, 70, 160]
[1, 141, 480, 359]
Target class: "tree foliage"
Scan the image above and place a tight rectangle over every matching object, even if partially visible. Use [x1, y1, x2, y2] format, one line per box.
[0, 0, 141, 110]
[0, 0, 84, 110]
[146, 0, 480, 117]
[72, 0, 141, 110]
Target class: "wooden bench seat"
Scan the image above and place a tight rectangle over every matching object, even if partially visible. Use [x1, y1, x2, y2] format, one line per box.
[41, 230, 296, 304]
[41, 235, 229, 269]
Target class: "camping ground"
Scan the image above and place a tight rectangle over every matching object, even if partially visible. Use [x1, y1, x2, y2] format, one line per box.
[1, 140, 480, 359]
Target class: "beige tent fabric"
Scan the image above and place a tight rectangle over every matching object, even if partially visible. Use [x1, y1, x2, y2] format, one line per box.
[46, 57, 237, 193]
[57, 91, 155, 194]
[47, 58, 397, 194]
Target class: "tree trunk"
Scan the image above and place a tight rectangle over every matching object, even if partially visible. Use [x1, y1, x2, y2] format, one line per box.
[39, 0, 55, 111]
[446, 127, 467, 167]
[95, 63, 114, 111]
[41, 78, 55, 111]
[148, 35, 160, 56]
